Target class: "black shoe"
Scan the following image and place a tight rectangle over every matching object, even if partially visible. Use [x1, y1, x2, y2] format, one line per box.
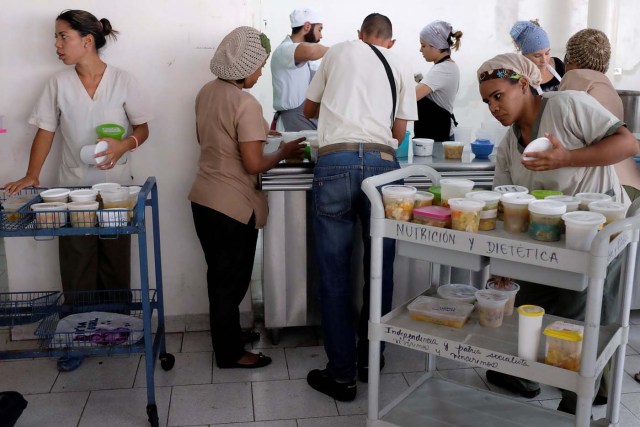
[357, 355, 386, 383]
[486, 370, 541, 398]
[217, 352, 272, 369]
[307, 369, 357, 402]
[0, 391, 28, 427]
[240, 330, 260, 344]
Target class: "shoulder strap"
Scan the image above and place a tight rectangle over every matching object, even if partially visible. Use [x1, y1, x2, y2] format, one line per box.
[367, 43, 396, 128]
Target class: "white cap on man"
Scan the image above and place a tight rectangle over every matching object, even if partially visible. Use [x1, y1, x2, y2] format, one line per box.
[289, 8, 323, 27]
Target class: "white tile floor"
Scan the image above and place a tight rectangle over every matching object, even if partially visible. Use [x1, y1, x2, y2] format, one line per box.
[4, 315, 640, 426]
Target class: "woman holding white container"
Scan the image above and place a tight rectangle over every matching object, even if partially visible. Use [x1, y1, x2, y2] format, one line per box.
[4, 10, 152, 371]
[477, 53, 638, 412]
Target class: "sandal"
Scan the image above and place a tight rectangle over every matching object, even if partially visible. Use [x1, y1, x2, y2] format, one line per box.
[217, 352, 272, 369]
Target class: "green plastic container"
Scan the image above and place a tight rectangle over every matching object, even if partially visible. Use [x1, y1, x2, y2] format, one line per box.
[96, 123, 126, 140]
[427, 185, 442, 206]
[531, 189, 563, 200]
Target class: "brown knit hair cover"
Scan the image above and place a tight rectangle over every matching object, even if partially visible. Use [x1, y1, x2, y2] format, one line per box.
[564, 29, 611, 73]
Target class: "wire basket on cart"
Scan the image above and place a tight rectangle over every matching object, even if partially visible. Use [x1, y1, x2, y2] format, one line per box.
[35, 289, 156, 356]
[0, 188, 43, 231]
[0, 291, 61, 327]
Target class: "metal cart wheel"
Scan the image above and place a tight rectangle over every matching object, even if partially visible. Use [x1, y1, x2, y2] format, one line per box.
[159, 353, 175, 371]
[146, 404, 159, 427]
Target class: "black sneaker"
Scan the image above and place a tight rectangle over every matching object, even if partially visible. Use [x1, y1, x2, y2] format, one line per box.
[307, 369, 357, 402]
[357, 355, 385, 383]
[486, 370, 541, 399]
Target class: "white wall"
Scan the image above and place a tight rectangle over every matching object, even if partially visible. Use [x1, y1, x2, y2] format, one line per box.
[1, 0, 638, 321]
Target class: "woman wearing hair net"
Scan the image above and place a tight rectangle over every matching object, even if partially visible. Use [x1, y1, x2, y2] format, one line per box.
[510, 20, 564, 92]
[478, 53, 638, 416]
[414, 20, 463, 141]
[189, 26, 304, 369]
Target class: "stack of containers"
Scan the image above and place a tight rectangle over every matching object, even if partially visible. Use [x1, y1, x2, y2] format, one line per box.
[68, 189, 99, 227]
[98, 187, 129, 227]
[465, 191, 500, 231]
[527, 200, 567, 242]
[31, 188, 70, 229]
[500, 193, 536, 234]
[448, 198, 485, 233]
[493, 185, 529, 220]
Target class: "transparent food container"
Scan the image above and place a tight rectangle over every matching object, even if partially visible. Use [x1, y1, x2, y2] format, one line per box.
[31, 202, 67, 229]
[67, 201, 99, 228]
[544, 321, 583, 371]
[382, 185, 417, 221]
[485, 279, 520, 315]
[528, 200, 566, 242]
[465, 191, 500, 231]
[475, 289, 509, 327]
[437, 284, 478, 304]
[448, 198, 485, 233]
[407, 296, 474, 328]
[501, 193, 536, 234]
[412, 206, 451, 228]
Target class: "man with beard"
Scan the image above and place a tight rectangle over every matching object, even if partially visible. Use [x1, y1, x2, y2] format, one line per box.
[271, 7, 328, 131]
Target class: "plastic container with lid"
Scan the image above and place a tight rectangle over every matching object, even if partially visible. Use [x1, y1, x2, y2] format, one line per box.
[31, 202, 67, 229]
[412, 138, 434, 156]
[412, 206, 451, 228]
[1, 195, 33, 223]
[69, 189, 98, 203]
[528, 200, 566, 242]
[562, 211, 606, 251]
[437, 283, 478, 304]
[531, 189, 563, 200]
[475, 289, 509, 327]
[543, 321, 584, 371]
[448, 198, 485, 233]
[91, 182, 122, 193]
[485, 279, 520, 315]
[442, 141, 464, 159]
[544, 195, 580, 212]
[500, 193, 536, 234]
[407, 295, 474, 328]
[427, 186, 441, 206]
[494, 185, 528, 221]
[100, 187, 129, 209]
[575, 192, 612, 210]
[588, 201, 628, 225]
[465, 191, 500, 230]
[382, 185, 417, 221]
[67, 201, 99, 228]
[517, 305, 545, 361]
[98, 208, 128, 228]
[413, 191, 434, 208]
[440, 178, 474, 208]
[40, 188, 70, 203]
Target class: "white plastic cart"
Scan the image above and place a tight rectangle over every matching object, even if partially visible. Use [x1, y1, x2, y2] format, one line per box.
[362, 165, 640, 427]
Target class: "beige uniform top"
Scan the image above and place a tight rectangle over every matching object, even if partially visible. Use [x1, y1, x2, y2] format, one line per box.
[189, 79, 269, 228]
[493, 91, 629, 206]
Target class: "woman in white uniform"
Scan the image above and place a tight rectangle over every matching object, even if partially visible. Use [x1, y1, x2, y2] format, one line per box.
[5, 9, 152, 371]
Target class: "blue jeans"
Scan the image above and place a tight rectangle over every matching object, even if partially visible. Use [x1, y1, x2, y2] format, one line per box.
[312, 147, 397, 381]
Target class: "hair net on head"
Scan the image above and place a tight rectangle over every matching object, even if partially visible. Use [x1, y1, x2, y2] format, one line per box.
[210, 26, 270, 80]
[510, 21, 550, 55]
[420, 20, 453, 50]
[565, 29, 611, 73]
[477, 53, 542, 93]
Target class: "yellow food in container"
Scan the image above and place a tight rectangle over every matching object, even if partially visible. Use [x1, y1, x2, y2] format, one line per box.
[543, 321, 583, 371]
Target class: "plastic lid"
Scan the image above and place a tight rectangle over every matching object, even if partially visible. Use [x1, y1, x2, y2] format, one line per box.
[543, 321, 584, 342]
[545, 195, 580, 208]
[443, 141, 464, 146]
[531, 189, 563, 199]
[575, 192, 612, 203]
[437, 284, 478, 303]
[493, 185, 529, 194]
[486, 279, 520, 293]
[440, 178, 475, 188]
[128, 185, 142, 195]
[31, 202, 67, 211]
[415, 191, 434, 200]
[413, 138, 434, 145]
[448, 198, 485, 211]
[588, 201, 627, 213]
[528, 200, 567, 215]
[427, 186, 441, 196]
[70, 189, 98, 197]
[475, 289, 509, 305]
[413, 205, 451, 219]
[465, 190, 501, 203]
[40, 188, 70, 198]
[561, 211, 607, 226]
[500, 192, 536, 205]
[382, 185, 417, 197]
[91, 182, 122, 191]
[517, 305, 545, 317]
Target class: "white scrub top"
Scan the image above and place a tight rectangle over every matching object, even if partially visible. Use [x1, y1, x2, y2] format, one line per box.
[271, 36, 318, 111]
[29, 65, 153, 186]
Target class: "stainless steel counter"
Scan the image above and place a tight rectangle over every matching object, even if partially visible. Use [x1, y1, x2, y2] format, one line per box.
[259, 143, 496, 342]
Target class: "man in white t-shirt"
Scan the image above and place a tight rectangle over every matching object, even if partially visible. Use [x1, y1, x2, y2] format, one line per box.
[303, 13, 418, 402]
[270, 7, 328, 131]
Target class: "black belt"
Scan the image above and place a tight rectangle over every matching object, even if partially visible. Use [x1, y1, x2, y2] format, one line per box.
[318, 142, 395, 157]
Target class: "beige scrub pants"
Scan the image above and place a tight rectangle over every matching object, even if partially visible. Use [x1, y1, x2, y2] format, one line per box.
[58, 235, 131, 307]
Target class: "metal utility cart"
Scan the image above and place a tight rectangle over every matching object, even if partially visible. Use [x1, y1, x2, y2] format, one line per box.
[362, 165, 640, 427]
[0, 177, 173, 427]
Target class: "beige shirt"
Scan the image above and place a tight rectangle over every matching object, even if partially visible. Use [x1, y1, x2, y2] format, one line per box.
[189, 79, 269, 228]
[559, 69, 624, 120]
[494, 91, 630, 205]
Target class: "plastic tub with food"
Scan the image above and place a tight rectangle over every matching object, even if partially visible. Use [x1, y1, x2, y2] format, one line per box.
[531, 189, 563, 200]
[494, 185, 529, 221]
[528, 200, 566, 242]
[437, 284, 478, 304]
[427, 185, 441, 206]
[413, 138, 434, 156]
[588, 200, 627, 225]
[98, 208, 128, 228]
[501, 193, 536, 233]
[442, 141, 464, 160]
[412, 206, 451, 228]
[40, 188, 70, 203]
[485, 279, 520, 315]
[407, 296, 474, 328]
[562, 211, 606, 251]
[465, 190, 500, 231]
[413, 191, 434, 208]
[543, 321, 583, 371]
[67, 201, 99, 228]
[31, 202, 67, 229]
[1, 195, 33, 223]
[475, 289, 509, 327]
[448, 198, 484, 233]
[69, 189, 98, 203]
[440, 178, 474, 207]
[575, 192, 612, 211]
[382, 185, 417, 221]
[544, 195, 580, 212]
